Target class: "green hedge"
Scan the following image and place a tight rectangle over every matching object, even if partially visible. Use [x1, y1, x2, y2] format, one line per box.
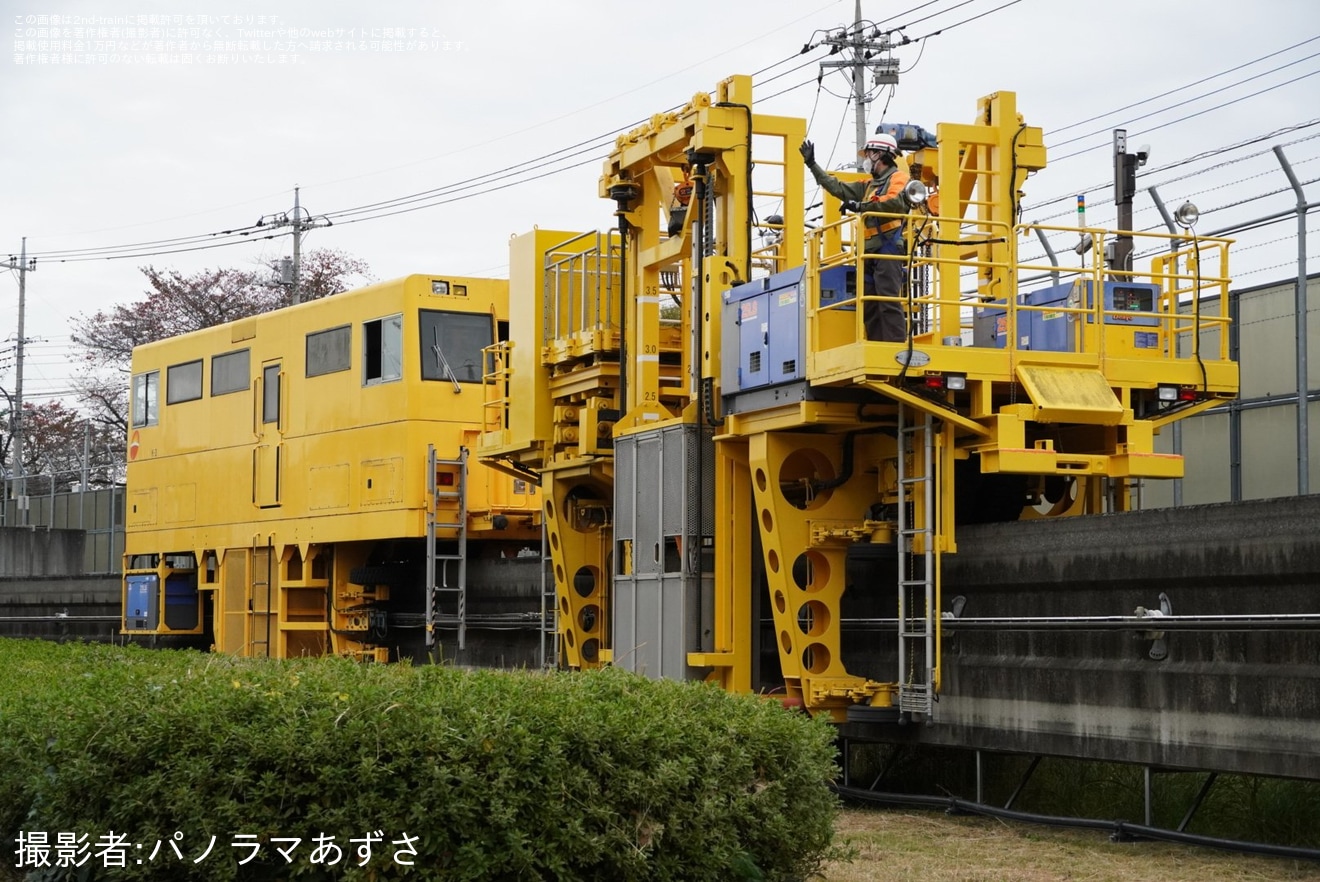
[0, 639, 839, 881]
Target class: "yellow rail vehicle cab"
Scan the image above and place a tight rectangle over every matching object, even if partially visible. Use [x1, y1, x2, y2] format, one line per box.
[121, 275, 546, 664]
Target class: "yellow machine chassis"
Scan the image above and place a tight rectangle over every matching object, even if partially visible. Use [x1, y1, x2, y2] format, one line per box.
[477, 76, 1237, 721]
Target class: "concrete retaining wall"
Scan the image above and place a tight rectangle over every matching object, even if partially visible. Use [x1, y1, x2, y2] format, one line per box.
[870, 495, 1320, 780]
[0, 528, 87, 578]
[0, 575, 121, 642]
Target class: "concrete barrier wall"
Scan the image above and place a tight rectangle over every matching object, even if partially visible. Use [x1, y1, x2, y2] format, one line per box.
[901, 495, 1320, 780]
[0, 574, 122, 642]
[0, 528, 87, 578]
[1, 488, 124, 573]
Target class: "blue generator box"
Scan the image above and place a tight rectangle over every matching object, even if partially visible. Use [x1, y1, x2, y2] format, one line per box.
[973, 280, 1160, 351]
[720, 264, 859, 413]
[722, 266, 806, 398]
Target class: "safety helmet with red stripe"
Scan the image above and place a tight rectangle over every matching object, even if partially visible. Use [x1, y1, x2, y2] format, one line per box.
[858, 132, 900, 159]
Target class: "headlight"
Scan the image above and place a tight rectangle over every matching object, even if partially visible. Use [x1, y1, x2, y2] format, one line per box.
[903, 179, 929, 206]
[1174, 201, 1200, 229]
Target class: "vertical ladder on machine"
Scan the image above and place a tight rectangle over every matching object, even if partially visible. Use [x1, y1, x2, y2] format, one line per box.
[250, 546, 273, 658]
[249, 571, 271, 658]
[426, 445, 469, 652]
[896, 404, 937, 716]
[538, 523, 558, 669]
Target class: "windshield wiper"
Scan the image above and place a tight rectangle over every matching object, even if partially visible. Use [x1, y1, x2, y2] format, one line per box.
[431, 327, 462, 394]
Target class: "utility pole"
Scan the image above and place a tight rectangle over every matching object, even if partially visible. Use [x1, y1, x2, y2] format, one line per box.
[817, 1, 902, 166]
[256, 186, 331, 304]
[2, 238, 36, 525]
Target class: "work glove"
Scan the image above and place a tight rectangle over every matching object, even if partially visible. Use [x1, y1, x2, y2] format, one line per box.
[840, 200, 861, 213]
[799, 140, 816, 166]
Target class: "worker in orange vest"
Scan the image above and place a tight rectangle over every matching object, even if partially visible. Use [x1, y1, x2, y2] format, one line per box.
[801, 133, 912, 341]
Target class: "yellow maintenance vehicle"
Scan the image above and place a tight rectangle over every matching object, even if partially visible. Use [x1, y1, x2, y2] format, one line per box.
[120, 275, 545, 663]
[121, 74, 1236, 725]
[476, 75, 1236, 721]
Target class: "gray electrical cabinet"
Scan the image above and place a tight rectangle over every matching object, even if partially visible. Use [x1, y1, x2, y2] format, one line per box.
[613, 424, 714, 680]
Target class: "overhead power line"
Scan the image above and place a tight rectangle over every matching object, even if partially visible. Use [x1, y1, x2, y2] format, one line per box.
[1048, 68, 1320, 165]
[26, 224, 268, 261]
[1047, 34, 1320, 136]
[19, 2, 1032, 264]
[15, 14, 1316, 266]
[1047, 53, 1320, 152]
[255, 187, 332, 304]
[1025, 119, 1320, 216]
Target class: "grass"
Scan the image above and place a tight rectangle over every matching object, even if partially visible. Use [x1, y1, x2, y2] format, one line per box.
[822, 807, 1320, 882]
[844, 745, 1320, 849]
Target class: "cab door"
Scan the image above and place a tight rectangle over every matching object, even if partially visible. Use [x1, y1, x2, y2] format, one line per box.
[254, 360, 283, 508]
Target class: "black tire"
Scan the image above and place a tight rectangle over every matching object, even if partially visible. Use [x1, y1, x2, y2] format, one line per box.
[955, 456, 1026, 524]
[846, 704, 901, 724]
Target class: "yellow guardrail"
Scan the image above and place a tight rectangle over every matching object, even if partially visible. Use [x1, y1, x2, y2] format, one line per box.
[810, 209, 1015, 349]
[808, 208, 1233, 367]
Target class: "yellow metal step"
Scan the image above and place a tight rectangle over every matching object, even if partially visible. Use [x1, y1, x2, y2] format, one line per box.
[1015, 364, 1124, 425]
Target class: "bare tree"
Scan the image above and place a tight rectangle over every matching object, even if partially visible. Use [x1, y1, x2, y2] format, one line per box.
[288, 249, 373, 304]
[72, 249, 371, 370]
[0, 398, 120, 493]
[58, 247, 372, 477]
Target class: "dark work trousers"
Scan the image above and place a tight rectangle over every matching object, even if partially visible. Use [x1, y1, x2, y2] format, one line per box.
[864, 234, 908, 342]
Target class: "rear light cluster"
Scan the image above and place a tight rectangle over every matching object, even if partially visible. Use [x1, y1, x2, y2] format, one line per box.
[1157, 384, 1199, 403]
[922, 372, 967, 391]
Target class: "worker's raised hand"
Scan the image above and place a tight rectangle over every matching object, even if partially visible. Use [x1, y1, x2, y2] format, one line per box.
[799, 140, 816, 166]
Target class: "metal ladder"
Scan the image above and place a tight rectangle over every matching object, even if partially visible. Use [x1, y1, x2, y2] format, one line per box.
[896, 404, 936, 716]
[425, 445, 469, 651]
[250, 546, 274, 658]
[537, 524, 558, 669]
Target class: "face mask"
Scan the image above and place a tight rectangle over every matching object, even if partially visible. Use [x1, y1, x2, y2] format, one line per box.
[862, 158, 874, 174]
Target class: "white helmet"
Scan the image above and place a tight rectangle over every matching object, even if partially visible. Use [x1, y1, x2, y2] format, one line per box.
[859, 133, 899, 157]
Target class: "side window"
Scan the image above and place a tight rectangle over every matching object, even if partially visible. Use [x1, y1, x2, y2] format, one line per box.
[131, 371, 159, 427]
[166, 360, 202, 404]
[419, 310, 492, 383]
[363, 314, 403, 385]
[306, 325, 351, 377]
[212, 349, 250, 396]
[263, 363, 281, 425]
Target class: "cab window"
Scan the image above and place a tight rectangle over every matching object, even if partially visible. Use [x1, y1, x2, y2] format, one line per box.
[419, 310, 492, 383]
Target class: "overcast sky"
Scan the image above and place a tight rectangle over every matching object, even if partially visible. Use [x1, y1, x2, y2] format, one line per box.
[3, 0, 1317, 405]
